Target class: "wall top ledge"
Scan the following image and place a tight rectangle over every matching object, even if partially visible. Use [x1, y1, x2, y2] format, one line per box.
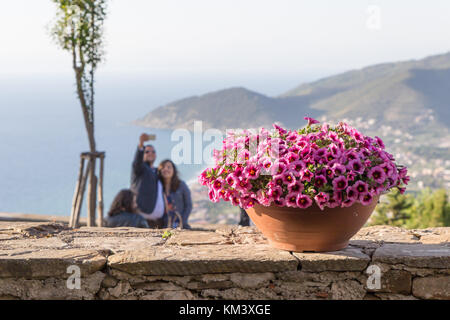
[0, 221, 448, 278]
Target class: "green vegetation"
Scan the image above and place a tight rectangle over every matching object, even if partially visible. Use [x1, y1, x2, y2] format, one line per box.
[369, 188, 450, 228]
[162, 230, 173, 239]
[50, 0, 109, 226]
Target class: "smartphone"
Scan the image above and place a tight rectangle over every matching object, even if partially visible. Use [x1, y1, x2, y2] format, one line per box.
[147, 134, 156, 141]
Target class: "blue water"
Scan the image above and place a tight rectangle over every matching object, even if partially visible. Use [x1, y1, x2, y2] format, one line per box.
[0, 72, 317, 217]
[0, 75, 209, 217]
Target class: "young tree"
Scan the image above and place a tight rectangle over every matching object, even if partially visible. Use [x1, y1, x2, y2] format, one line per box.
[369, 189, 414, 227]
[51, 0, 108, 226]
[407, 188, 450, 228]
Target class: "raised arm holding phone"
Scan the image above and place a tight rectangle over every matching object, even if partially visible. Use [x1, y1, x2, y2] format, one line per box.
[130, 133, 167, 228]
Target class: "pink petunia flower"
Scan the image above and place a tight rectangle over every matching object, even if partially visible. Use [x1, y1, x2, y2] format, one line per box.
[325, 166, 335, 179]
[225, 174, 237, 187]
[286, 192, 299, 207]
[347, 159, 364, 174]
[270, 161, 287, 176]
[327, 194, 341, 208]
[304, 117, 320, 126]
[402, 176, 410, 184]
[282, 171, 297, 186]
[379, 163, 394, 177]
[273, 197, 286, 207]
[368, 166, 386, 184]
[353, 181, 369, 195]
[267, 185, 283, 200]
[359, 192, 373, 205]
[288, 181, 304, 194]
[347, 171, 356, 181]
[296, 194, 313, 209]
[232, 165, 244, 179]
[286, 152, 299, 163]
[231, 196, 240, 206]
[375, 136, 385, 149]
[244, 164, 261, 180]
[208, 189, 219, 203]
[300, 169, 313, 182]
[289, 160, 305, 177]
[235, 179, 251, 192]
[346, 186, 358, 200]
[212, 179, 224, 191]
[314, 175, 327, 188]
[314, 192, 330, 210]
[341, 198, 355, 208]
[332, 163, 346, 175]
[273, 174, 284, 187]
[273, 123, 287, 135]
[332, 176, 348, 191]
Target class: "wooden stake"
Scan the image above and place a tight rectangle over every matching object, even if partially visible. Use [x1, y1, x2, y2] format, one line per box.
[87, 156, 97, 227]
[97, 155, 105, 227]
[69, 157, 85, 228]
[70, 151, 105, 228]
[73, 161, 91, 228]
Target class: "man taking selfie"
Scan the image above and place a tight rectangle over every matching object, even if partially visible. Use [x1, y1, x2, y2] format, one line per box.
[130, 133, 165, 228]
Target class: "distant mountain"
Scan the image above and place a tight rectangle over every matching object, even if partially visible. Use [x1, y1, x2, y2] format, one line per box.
[134, 52, 450, 132]
[282, 52, 450, 130]
[134, 87, 322, 130]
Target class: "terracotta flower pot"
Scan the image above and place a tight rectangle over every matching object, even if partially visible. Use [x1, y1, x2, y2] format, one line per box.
[245, 196, 379, 252]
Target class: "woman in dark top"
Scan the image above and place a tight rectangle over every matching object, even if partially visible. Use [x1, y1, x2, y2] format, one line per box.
[106, 189, 149, 228]
[157, 159, 193, 229]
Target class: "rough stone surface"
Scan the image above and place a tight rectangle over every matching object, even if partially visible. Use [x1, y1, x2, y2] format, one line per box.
[331, 280, 366, 300]
[412, 276, 450, 300]
[0, 271, 105, 299]
[108, 244, 298, 275]
[373, 293, 418, 300]
[373, 243, 450, 268]
[229, 272, 275, 288]
[166, 230, 227, 246]
[379, 270, 412, 294]
[0, 249, 107, 278]
[293, 246, 370, 272]
[0, 222, 449, 300]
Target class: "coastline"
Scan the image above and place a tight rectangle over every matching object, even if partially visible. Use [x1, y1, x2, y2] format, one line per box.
[0, 212, 87, 226]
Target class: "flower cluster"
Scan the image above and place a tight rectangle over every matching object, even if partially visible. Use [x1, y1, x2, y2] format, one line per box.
[198, 117, 409, 210]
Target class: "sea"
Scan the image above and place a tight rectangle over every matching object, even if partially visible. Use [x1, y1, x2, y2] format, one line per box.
[0, 72, 309, 217]
[0, 74, 212, 217]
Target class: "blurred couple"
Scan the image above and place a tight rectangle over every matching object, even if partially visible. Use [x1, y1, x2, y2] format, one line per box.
[106, 133, 193, 229]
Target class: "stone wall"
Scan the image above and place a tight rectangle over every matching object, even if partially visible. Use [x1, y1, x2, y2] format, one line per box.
[0, 222, 449, 300]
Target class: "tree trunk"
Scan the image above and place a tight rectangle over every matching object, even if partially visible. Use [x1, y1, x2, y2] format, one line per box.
[74, 63, 97, 226]
[87, 160, 97, 227]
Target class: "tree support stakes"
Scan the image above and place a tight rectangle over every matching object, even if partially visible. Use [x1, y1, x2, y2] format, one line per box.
[69, 152, 105, 228]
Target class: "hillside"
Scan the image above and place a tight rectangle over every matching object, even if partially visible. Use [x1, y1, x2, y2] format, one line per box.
[283, 52, 450, 130]
[135, 52, 450, 134]
[133, 87, 322, 130]
[134, 52, 450, 193]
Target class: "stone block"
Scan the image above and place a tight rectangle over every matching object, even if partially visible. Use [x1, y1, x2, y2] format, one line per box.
[0, 271, 105, 299]
[412, 276, 450, 300]
[373, 243, 450, 268]
[107, 244, 298, 276]
[140, 290, 195, 300]
[292, 246, 370, 272]
[0, 249, 107, 278]
[229, 272, 275, 288]
[165, 231, 226, 246]
[330, 280, 366, 300]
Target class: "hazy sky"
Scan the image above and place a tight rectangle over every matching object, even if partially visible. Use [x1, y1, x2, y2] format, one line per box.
[1, 0, 450, 84]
